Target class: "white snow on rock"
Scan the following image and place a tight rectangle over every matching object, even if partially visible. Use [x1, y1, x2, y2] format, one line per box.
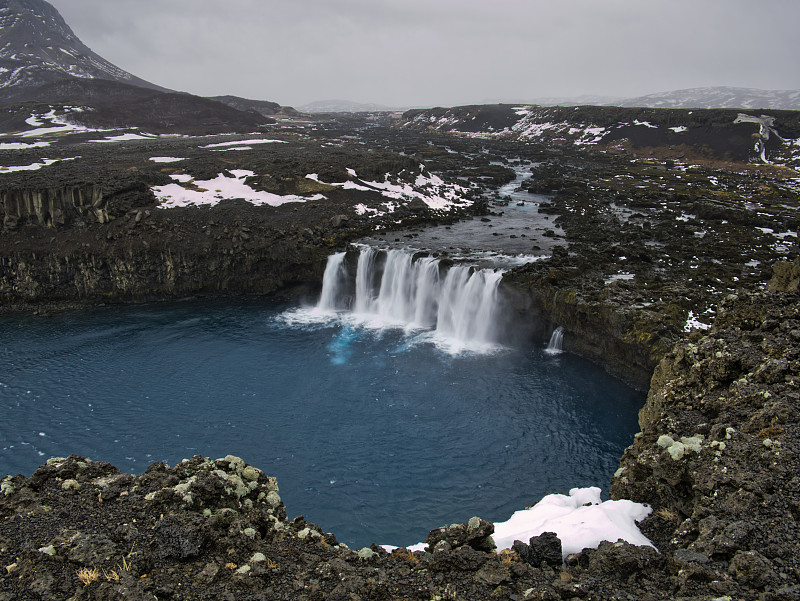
[684, 310, 712, 332]
[149, 156, 186, 163]
[200, 138, 287, 149]
[0, 141, 50, 150]
[491, 487, 653, 559]
[305, 166, 472, 215]
[12, 107, 98, 138]
[90, 133, 154, 143]
[388, 487, 653, 560]
[152, 170, 324, 209]
[0, 156, 77, 173]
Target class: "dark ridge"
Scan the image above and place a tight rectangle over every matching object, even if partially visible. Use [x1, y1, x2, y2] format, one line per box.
[0, 78, 275, 134]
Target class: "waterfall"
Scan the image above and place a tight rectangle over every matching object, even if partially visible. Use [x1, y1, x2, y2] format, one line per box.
[545, 326, 565, 354]
[318, 252, 347, 311]
[317, 247, 504, 350]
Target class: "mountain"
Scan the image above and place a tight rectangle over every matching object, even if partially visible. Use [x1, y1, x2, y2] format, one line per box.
[616, 86, 800, 110]
[509, 94, 625, 107]
[0, 0, 166, 97]
[0, 0, 284, 134]
[298, 99, 402, 113]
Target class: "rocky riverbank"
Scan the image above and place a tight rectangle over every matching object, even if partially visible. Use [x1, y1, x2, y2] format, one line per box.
[1, 269, 798, 600]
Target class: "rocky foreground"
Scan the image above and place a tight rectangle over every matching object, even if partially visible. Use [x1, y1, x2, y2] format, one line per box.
[1, 265, 798, 600]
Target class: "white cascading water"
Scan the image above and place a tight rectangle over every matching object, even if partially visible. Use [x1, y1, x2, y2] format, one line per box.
[318, 252, 348, 311]
[318, 247, 503, 349]
[545, 326, 565, 354]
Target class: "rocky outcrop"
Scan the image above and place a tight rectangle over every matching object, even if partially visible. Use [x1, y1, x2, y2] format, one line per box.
[769, 257, 800, 291]
[610, 289, 800, 599]
[0, 218, 339, 309]
[1, 185, 105, 228]
[397, 104, 800, 166]
[0, 454, 658, 601]
[503, 279, 666, 390]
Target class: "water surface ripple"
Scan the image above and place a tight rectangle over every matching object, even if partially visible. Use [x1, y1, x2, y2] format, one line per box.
[0, 300, 643, 548]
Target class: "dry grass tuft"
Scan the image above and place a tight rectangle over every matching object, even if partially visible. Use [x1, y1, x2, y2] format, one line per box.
[76, 566, 100, 587]
[758, 425, 785, 438]
[392, 547, 418, 563]
[656, 507, 680, 521]
[499, 549, 519, 565]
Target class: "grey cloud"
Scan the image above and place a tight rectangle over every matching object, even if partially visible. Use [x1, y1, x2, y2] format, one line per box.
[48, 0, 800, 107]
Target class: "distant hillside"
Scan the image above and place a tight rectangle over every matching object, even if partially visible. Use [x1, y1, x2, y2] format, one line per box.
[298, 99, 402, 113]
[209, 95, 280, 116]
[397, 104, 800, 166]
[617, 87, 800, 110]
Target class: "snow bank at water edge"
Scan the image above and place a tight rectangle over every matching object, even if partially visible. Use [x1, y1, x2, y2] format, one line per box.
[387, 487, 653, 560]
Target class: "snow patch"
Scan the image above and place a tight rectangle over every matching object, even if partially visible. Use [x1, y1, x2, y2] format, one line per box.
[306, 166, 472, 214]
[684, 310, 712, 332]
[0, 141, 50, 150]
[90, 133, 154, 143]
[7, 108, 102, 138]
[149, 156, 186, 163]
[153, 170, 324, 209]
[0, 156, 77, 173]
[200, 138, 287, 149]
[387, 487, 653, 560]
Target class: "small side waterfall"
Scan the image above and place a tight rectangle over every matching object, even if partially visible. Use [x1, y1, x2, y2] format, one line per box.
[317, 247, 504, 350]
[545, 326, 565, 354]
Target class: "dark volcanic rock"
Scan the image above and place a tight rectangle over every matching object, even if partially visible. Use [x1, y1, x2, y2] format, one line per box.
[512, 532, 562, 567]
[424, 517, 496, 552]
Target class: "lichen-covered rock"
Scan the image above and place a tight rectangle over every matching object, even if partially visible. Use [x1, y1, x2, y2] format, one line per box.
[424, 516, 496, 552]
[609, 289, 800, 599]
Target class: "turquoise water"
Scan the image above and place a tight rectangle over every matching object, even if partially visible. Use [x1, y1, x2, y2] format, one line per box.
[0, 300, 643, 548]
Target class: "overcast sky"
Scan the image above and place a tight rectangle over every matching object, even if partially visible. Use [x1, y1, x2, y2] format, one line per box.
[47, 0, 800, 109]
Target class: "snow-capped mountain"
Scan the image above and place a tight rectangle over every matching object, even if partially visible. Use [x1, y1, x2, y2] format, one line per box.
[616, 87, 800, 110]
[0, 0, 165, 98]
